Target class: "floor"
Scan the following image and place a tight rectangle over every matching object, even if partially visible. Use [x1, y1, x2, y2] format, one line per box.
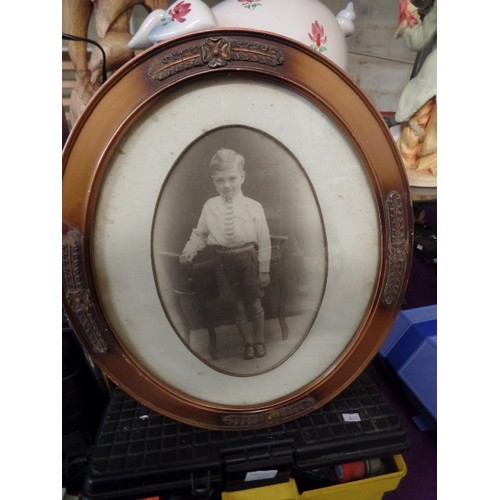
[373, 358, 437, 500]
[378, 202, 437, 499]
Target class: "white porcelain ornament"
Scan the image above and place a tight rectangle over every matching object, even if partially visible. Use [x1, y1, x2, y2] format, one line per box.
[129, 0, 355, 69]
[129, 0, 217, 50]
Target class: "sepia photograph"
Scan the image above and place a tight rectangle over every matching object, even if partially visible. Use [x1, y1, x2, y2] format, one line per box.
[152, 126, 327, 375]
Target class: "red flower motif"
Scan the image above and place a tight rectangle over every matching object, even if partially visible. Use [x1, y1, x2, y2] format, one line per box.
[308, 21, 327, 47]
[398, 0, 420, 28]
[168, 1, 192, 23]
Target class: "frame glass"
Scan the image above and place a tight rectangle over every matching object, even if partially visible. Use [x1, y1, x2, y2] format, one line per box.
[63, 29, 412, 430]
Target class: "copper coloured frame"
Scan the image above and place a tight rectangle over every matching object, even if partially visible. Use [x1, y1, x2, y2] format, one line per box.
[62, 29, 413, 430]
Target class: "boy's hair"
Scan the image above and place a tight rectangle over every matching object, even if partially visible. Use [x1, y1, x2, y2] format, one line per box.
[210, 149, 245, 173]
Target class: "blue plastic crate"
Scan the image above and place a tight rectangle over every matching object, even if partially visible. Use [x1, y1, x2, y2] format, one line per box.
[379, 306, 437, 423]
[398, 335, 437, 420]
[379, 305, 436, 372]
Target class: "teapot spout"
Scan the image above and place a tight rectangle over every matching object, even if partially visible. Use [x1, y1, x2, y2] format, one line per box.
[128, 9, 166, 50]
[336, 2, 356, 37]
[129, 0, 218, 49]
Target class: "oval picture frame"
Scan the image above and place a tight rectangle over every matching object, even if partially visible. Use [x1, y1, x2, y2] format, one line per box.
[63, 29, 413, 430]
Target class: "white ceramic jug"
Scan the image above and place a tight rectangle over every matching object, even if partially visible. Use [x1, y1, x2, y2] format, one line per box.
[211, 0, 355, 68]
[129, 0, 355, 69]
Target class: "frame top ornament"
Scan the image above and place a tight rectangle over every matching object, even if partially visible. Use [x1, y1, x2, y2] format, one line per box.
[147, 36, 284, 80]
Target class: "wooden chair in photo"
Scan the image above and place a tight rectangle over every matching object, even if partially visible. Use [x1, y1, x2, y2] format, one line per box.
[161, 235, 289, 359]
[266, 235, 289, 340]
[162, 252, 218, 360]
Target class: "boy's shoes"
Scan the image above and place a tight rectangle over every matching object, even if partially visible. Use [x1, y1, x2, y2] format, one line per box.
[244, 344, 255, 360]
[244, 344, 266, 359]
[254, 343, 266, 358]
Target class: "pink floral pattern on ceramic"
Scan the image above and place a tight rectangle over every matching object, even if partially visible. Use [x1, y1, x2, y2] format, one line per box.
[398, 0, 420, 28]
[238, 0, 262, 10]
[129, 0, 355, 68]
[161, 1, 192, 25]
[308, 20, 327, 53]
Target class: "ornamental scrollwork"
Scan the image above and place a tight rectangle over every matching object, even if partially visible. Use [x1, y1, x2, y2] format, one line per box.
[381, 191, 411, 306]
[220, 396, 316, 428]
[63, 229, 109, 353]
[148, 36, 284, 81]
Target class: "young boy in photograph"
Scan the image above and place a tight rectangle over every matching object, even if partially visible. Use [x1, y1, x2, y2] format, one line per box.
[180, 148, 271, 360]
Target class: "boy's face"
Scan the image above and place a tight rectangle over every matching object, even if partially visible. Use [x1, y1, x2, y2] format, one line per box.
[212, 166, 245, 200]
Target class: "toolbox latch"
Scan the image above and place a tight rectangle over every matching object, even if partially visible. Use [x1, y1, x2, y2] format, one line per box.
[222, 439, 295, 492]
[190, 470, 213, 498]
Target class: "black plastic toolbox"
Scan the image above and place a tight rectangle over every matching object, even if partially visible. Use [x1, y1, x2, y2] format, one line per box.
[82, 371, 409, 499]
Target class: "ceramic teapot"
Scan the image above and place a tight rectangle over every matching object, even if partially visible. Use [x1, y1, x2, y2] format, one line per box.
[129, 0, 355, 69]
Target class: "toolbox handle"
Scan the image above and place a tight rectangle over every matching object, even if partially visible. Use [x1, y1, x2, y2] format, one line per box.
[190, 470, 213, 498]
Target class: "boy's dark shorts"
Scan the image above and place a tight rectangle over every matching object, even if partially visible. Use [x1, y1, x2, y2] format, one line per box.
[215, 245, 261, 302]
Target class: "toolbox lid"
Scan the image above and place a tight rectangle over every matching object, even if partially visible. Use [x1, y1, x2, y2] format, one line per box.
[83, 371, 409, 499]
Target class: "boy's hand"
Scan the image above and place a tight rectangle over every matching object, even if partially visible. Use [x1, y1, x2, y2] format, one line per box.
[259, 272, 271, 287]
[180, 250, 197, 264]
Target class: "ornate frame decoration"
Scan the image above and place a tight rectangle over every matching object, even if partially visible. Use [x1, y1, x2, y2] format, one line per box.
[63, 29, 413, 430]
